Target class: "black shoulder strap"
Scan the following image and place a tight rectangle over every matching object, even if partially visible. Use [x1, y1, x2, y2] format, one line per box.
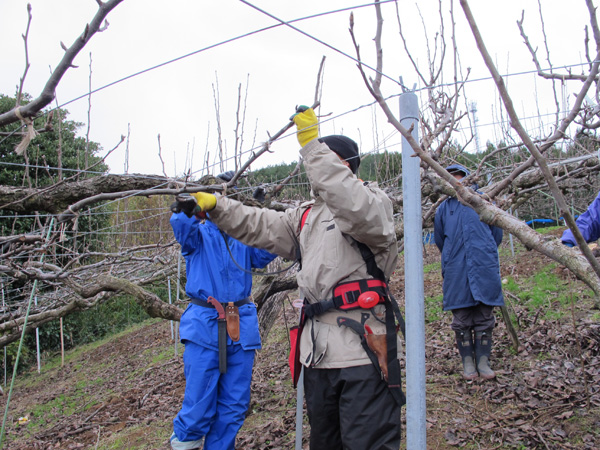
[356, 240, 406, 407]
[355, 240, 405, 337]
[355, 241, 386, 282]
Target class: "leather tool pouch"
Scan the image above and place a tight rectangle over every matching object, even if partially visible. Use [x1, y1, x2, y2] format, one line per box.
[365, 334, 389, 381]
[225, 303, 240, 341]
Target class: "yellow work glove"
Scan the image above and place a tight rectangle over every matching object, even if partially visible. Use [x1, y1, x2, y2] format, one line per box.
[291, 105, 319, 147]
[191, 192, 217, 212]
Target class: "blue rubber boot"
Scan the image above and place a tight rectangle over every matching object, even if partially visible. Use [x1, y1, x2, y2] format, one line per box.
[474, 329, 496, 380]
[455, 329, 478, 380]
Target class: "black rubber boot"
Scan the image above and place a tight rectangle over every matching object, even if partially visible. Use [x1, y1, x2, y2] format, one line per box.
[474, 328, 496, 380]
[455, 329, 478, 380]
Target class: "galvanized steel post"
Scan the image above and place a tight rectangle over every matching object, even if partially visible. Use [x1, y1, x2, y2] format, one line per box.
[400, 91, 426, 449]
[295, 368, 304, 450]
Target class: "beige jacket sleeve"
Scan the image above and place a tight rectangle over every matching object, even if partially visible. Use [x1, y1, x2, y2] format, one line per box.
[208, 196, 305, 261]
[300, 139, 397, 266]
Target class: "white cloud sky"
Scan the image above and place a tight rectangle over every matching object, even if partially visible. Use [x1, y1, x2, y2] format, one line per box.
[0, 0, 593, 177]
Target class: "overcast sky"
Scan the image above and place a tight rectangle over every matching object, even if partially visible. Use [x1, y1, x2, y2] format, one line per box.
[1, 0, 593, 178]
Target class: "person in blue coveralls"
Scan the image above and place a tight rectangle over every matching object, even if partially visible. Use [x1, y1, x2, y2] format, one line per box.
[434, 164, 504, 381]
[168, 175, 277, 450]
[561, 190, 600, 247]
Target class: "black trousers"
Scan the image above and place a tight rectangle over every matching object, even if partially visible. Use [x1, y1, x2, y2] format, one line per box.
[450, 303, 496, 332]
[304, 364, 401, 450]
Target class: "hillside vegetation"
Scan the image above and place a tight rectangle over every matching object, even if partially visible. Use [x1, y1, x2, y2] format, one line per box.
[2, 227, 599, 449]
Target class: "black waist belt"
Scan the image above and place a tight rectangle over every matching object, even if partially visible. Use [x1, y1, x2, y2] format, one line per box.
[190, 297, 252, 308]
[303, 279, 387, 319]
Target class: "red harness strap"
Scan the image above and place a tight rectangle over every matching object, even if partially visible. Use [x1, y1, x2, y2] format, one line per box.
[300, 206, 312, 230]
[333, 279, 387, 310]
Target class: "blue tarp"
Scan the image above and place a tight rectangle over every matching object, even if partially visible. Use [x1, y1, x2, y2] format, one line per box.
[525, 215, 580, 226]
[525, 218, 557, 225]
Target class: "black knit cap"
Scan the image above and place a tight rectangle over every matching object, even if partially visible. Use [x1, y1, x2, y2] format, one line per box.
[318, 135, 361, 174]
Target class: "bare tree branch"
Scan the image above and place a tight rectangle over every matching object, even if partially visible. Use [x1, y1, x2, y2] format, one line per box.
[460, 0, 600, 280]
[0, 0, 124, 128]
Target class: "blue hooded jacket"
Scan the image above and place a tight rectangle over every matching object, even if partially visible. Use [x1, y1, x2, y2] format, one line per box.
[561, 191, 600, 246]
[434, 165, 504, 310]
[170, 213, 276, 350]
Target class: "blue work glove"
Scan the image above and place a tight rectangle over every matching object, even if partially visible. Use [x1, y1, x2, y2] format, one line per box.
[217, 170, 235, 182]
[253, 186, 266, 203]
[562, 241, 575, 247]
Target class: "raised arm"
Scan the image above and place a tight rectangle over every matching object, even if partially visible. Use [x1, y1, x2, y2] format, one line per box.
[209, 198, 304, 261]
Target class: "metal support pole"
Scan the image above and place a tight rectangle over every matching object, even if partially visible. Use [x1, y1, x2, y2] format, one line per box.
[400, 92, 426, 449]
[294, 367, 304, 450]
[168, 277, 174, 340]
[175, 254, 182, 357]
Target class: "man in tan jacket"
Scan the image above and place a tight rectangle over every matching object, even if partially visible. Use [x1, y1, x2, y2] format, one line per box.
[188, 107, 402, 450]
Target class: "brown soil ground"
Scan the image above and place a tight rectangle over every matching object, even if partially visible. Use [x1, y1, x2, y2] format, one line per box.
[2, 227, 600, 449]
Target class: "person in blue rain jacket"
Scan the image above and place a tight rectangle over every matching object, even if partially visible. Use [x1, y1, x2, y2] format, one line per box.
[561, 190, 600, 247]
[434, 164, 504, 381]
[169, 191, 276, 450]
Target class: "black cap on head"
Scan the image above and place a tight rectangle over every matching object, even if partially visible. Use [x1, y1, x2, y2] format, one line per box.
[318, 135, 361, 174]
[444, 164, 470, 177]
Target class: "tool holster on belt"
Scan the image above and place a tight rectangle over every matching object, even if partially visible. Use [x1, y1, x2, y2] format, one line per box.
[207, 297, 228, 374]
[365, 333, 389, 381]
[225, 302, 240, 342]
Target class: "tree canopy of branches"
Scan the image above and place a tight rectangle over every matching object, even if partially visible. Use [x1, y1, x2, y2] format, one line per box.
[2, 0, 600, 360]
